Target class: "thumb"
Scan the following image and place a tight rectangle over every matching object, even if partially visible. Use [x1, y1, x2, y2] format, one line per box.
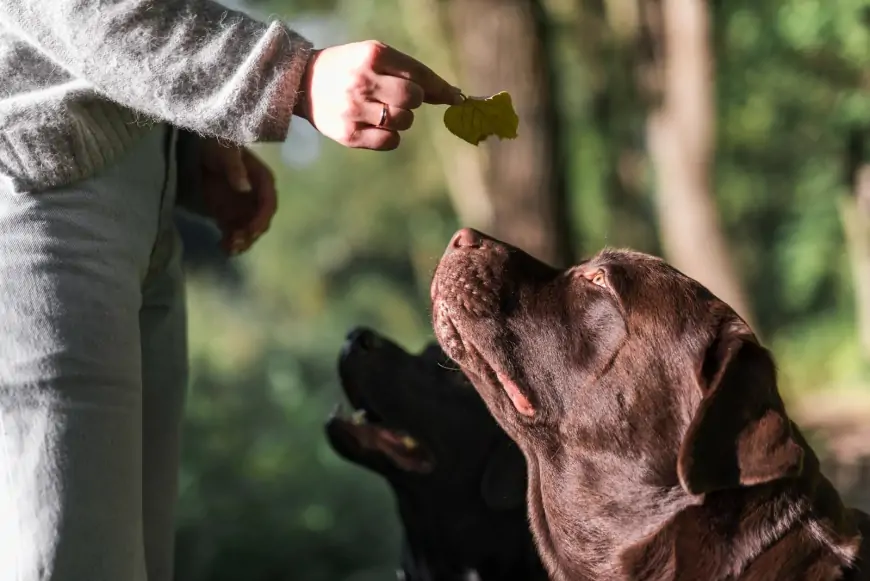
[415, 70, 463, 105]
[426, 82, 464, 106]
[375, 45, 463, 105]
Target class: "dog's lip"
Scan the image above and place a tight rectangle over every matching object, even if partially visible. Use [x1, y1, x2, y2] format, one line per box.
[438, 311, 536, 418]
[432, 288, 536, 417]
[327, 403, 435, 474]
[333, 359, 436, 471]
[467, 342, 536, 418]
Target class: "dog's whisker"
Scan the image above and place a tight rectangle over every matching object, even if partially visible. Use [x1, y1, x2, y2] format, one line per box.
[436, 360, 461, 372]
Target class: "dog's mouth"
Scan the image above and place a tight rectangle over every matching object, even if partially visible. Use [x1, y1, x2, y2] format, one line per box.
[464, 340, 536, 418]
[328, 401, 435, 474]
[433, 302, 535, 418]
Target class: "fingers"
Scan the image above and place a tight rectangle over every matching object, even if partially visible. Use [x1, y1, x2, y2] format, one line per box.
[203, 142, 252, 193]
[212, 149, 279, 256]
[222, 148, 253, 193]
[242, 149, 277, 240]
[360, 101, 415, 132]
[333, 99, 411, 150]
[369, 42, 463, 105]
[349, 127, 401, 151]
[371, 74, 424, 110]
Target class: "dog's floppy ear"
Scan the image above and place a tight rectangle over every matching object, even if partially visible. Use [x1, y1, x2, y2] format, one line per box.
[677, 320, 804, 496]
[481, 439, 527, 511]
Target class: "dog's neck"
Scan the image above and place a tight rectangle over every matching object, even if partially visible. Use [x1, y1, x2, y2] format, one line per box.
[525, 443, 862, 581]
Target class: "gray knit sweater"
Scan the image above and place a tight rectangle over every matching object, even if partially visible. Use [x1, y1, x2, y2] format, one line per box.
[0, 0, 313, 193]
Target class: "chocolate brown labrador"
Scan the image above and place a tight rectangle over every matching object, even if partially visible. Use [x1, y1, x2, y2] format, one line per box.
[326, 327, 546, 581]
[430, 228, 870, 581]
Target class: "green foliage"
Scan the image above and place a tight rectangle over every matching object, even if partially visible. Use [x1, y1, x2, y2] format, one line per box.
[179, 280, 405, 581]
[177, 0, 870, 578]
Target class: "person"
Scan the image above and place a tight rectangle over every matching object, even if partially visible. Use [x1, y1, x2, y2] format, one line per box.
[0, 1, 462, 580]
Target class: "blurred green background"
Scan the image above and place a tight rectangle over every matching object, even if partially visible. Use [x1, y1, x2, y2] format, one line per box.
[175, 0, 870, 579]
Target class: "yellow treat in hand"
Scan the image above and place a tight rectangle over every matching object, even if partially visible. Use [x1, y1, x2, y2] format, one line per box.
[443, 91, 519, 146]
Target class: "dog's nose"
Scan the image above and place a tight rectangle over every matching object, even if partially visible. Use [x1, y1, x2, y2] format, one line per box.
[448, 228, 483, 252]
[345, 327, 380, 352]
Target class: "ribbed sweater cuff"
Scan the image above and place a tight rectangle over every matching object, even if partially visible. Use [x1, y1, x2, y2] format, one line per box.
[0, 101, 154, 193]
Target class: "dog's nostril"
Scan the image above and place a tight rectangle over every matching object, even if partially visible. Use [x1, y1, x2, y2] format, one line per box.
[450, 227, 483, 250]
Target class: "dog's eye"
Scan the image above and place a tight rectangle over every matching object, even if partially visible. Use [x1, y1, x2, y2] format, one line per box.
[591, 271, 606, 287]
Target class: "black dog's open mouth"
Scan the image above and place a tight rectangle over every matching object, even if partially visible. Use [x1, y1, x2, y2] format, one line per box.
[329, 402, 435, 474]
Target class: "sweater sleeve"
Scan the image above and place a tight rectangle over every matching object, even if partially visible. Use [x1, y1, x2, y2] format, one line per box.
[0, 0, 314, 143]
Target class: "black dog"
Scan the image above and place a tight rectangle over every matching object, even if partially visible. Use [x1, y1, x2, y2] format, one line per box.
[326, 327, 547, 581]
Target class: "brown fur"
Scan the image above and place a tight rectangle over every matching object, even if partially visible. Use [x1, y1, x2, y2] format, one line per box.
[430, 228, 869, 581]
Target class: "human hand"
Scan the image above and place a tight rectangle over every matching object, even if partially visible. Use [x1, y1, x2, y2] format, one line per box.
[294, 40, 463, 150]
[199, 140, 277, 256]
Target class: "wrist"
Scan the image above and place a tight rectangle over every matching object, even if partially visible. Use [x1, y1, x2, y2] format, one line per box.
[292, 48, 321, 122]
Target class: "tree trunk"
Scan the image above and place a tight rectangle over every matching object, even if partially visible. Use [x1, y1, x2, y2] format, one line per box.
[571, 0, 660, 252]
[640, 0, 754, 325]
[445, 0, 574, 267]
[841, 129, 870, 360]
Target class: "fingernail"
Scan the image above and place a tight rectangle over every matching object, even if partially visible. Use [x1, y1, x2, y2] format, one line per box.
[235, 177, 253, 193]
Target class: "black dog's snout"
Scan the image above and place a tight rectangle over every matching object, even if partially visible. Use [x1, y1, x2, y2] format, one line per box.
[345, 327, 381, 352]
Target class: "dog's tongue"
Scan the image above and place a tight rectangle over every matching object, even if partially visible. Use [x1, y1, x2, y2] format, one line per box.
[497, 372, 535, 417]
